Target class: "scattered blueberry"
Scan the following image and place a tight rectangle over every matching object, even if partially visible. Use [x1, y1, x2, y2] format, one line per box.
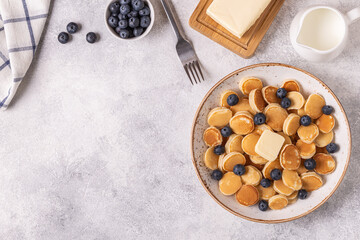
[140, 16, 151, 28]
[109, 2, 121, 14]
[226, 94, 239, 106]
[86, 32, 97, 43]
[119, 29, 130, 39]
[112, 12, 119, 17]
[58, 32, 69, 44]
[127, 10, 138, 18]
[118, 13, 127, 20]
[139, 6, 150, 16]
[120, 4, 131, 15]
[254, 113, 266, 125]
[322, 105, 334, 115]
[233, 164, 246, 176]
[270, 169, 282, 180]
[258, 200, 268, 211]
[211, 169, 223, 181]
[326, 143, 339, 153]
[115, 26, 122, 34]
[118, 19, 128, 29]
[304, 159, 316, 170]
[260, 178, 271, 188]
[276, 88, 287, 99]
[214, 145, 225, 155]
[298, 189, 308, 199]
[300, 115, 312, 126]
[129, 17, 140, 28]
[281, 97, 291, 109]
[221, 126, 232, 138]
[66, 22, 78, 34]
[120, 0, 131, 4]
[108, 16, 119, 28]
[132, 0, 145, 11]
[133, 27, 144, 37]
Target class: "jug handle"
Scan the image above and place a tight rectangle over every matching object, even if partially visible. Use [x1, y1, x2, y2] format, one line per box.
[346, 7, 360, 24]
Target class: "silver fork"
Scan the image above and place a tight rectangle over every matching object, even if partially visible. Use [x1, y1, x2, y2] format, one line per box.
[160, 0, 204, 85]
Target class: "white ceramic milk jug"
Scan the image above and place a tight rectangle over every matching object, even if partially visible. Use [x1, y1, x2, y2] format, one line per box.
[290, 6, 360, 62]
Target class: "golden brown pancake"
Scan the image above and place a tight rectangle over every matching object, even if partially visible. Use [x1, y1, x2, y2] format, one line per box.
[296, 159, 309, 175]
[314, 131, 334, 148]
[254, 124, 273, 135]
[280, 144, 301, 170]
[282, 169, 302, 190]
[203, 127, 222, 147]
[262, 159, 282, 179]
[239, 77, 263, 96]
[204, 147, 220, 170]
[219, 172, 242, 195]
[297, 107, 306, 117]
[304, 94, 326, 119]
[296, 139, 316, 159]
[230, 98, 256, 115]
[269, 195, 288, 210]
[316, 114, 335, 133]
[222, 152, 246, 172]
[301, 172, 323, 191]
[225, 134, 244, 154]
[283, 114, 301, 136]
[257, 184, 276, 200]
[241, 166, 262, 186]
[262, 86, 281, 104]
[229, 111, 254, 135]
[220, 90, 239, 108]
[314, 153, 336, 175]
[242, 133, 260, 156]
[236, 185, 259, 206]
[249, 89, 267, 112]
[297, 123, 319, 144]
[273, 179, 294, 196]
[264, 103, 289, 131]
[218, 154, 226, 172]
[207, 107, 233, 127]
[250, 155, 268, 165]
[287, 92, 305, 110]
[287, 191, 298, 200]
[281, 79, 300, 92]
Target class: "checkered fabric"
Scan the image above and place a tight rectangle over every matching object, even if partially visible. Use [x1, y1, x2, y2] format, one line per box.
[0, 0, 50, 110]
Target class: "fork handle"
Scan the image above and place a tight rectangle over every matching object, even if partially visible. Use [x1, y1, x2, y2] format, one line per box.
[160, 0, 185, 40]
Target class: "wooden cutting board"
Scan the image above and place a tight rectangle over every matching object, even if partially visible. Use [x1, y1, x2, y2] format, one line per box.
[189, 0, 285, 58]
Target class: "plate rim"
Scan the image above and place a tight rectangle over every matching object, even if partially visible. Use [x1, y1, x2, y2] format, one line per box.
[190, 63, 352, 224]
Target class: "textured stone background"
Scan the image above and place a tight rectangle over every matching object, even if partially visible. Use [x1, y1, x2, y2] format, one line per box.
[0, 0, 359, 239]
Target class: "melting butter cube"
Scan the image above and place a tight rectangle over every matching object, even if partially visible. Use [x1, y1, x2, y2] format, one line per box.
[255, 130, 285, 161]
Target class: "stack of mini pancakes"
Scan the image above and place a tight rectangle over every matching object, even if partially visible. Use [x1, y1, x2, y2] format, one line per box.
[203, 77, 337, 210]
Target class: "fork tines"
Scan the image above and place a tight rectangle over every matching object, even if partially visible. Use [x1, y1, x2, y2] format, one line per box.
[184, 61, 204, 85]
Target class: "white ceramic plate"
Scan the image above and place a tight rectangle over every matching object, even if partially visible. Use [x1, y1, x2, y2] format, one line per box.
[191, 63, 351, 223]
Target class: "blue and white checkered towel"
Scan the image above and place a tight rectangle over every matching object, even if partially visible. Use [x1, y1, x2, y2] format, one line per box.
[0, 0, 50, 110]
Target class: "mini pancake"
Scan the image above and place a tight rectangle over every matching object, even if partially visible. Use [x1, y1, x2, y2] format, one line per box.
[262, 159, 282, 179]
[241, 166, 262, 186]
[250, 155, 268, 165]
[245, 154, 264, 171]
[225, 134, 244, 154]
[254, 124, 273, 135]
[207, 107, 233, 127]
[281, 79, 300, 92]
[218, 154, 226, 172]
[304, 94, 326, 119]
[277, 132, 292, 145]
[229, 111, 254, 135]
[297, 107, 306, 117]
[264, 103, 289, 131]
[204, 147, 220, 170]
[219, 172, 242, 195]
[301, 172, 323, 191]
[230, 98, 256, 115]
[283, 113, 301, 136]
[287, 191, 298, 200]
[282, 169, 302, 190]
[203, 127, 222, 147]
[220, 90, 239, 108]
[280, 144, 301, 170]
[288, 198, 298, 205]
[242, 133, 260, 156]
[222, 152, 246, 172]
[316, 146, 328, 154]
[287, 92, 305, 110]
[249, 89, 267, 112]
[314, 131, 334, 148]
[296, 159, 309, 175]
[314, 153, 336, 175]
[269, 195, 288, 210]
[236, 185, 259, 206]
[257, 184, 276, 200]
[262, 86, 281, 104]
[273, 179, 294, 196]
[316, 114, 335, 133]
[296, 139, 316, 159]
[297, 123, 319, 144]
[239, 77, 263, 96]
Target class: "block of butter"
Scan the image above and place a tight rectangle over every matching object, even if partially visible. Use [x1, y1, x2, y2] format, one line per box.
[206, 0, 271, 38]
[255, 130, 285, 161]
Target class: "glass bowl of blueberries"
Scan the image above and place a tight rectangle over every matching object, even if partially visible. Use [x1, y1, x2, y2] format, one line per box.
[105, 0, 154, 40]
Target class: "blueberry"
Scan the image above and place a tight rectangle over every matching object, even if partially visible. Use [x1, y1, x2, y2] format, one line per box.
[86, 32, 97, 43]
[129, 17, 140, 28]
[233, 164, 246, 176]
[109, 2, 121, 14]
[66, 22, 78, 34]
[58, 32, 69, 44]
[211, 169, 223, 181]
[220, 126, 232, 137]
[258, 200, 268, 211]
[133, 27, 144, 37]
[108, 16, 119, 28]
[213, 145, 225, 155]
[118, 19, 128, 29]
[281, 97, 291, 109]
[119, 29, 130, 39]
[127, 10, 138, 18]
[140, 16, 151, 28]
[326, 143, 339, 153]
[270, 169, 282, 180]
[139, 6, 150, 16]
[120, 4, 131, 15]
[260, 178, 271, 188]
[112, 12, 119, 17]
[276, 88, 287, 99]
[298, 189, 308, 199]
[300, 115, 312, 126]
[304, 158, 316, 170]
[115, 26, 122, 34]
[226, 94, 239, 106]
[118, 13, 127, 20]
[254, 113, 266, 125]
[132, 0, 145, 11]
[120, 0, 131, 4]
[322, 105, 334, 115]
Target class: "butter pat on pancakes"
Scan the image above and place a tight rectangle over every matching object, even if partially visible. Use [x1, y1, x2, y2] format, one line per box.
[207, 107, 233, 127]
[219, 172, 242, 195]
[255, 130, 285, 161]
